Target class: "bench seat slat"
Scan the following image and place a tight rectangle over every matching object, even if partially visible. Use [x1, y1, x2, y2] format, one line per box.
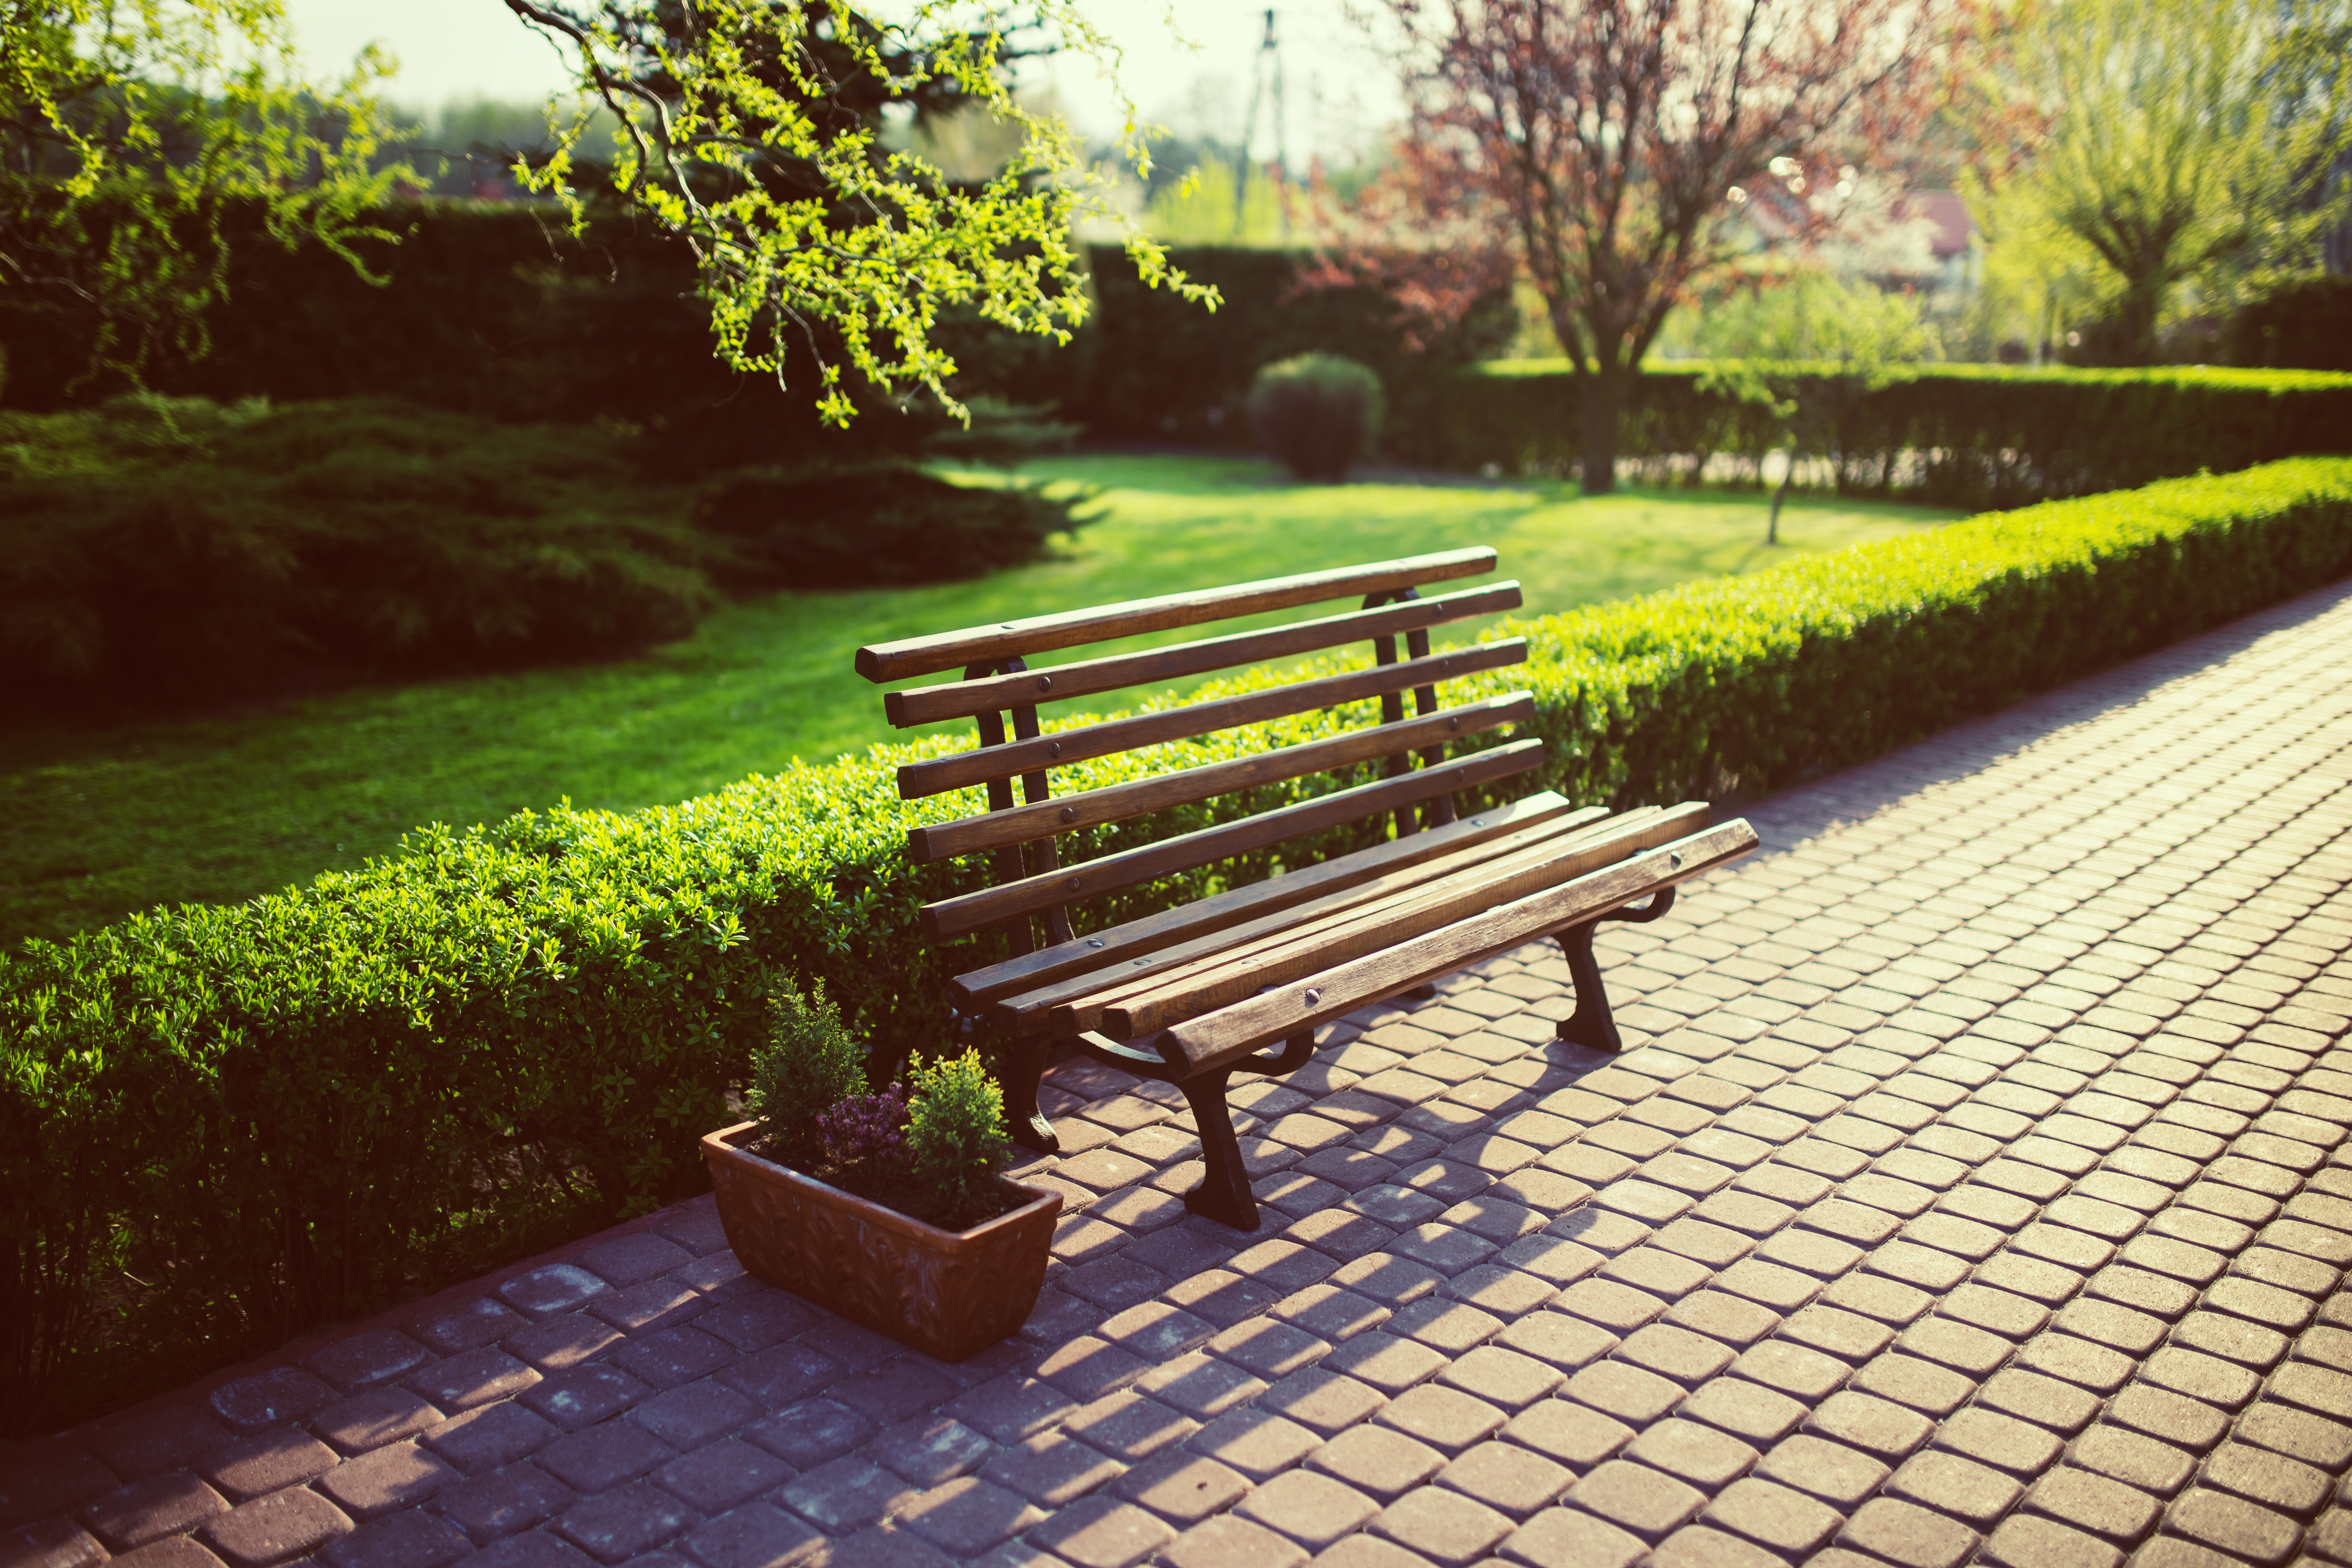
[1038, 807, 1666, 1028]
[1084, 803, 1712, 1038]
[883, 582, 1525, 729]
[1153, 819, 1762, 1074]
[907, 692, 1536, 862]
[896, 640, 1527, 801]
[858, 547, 1498, 683]
[920, 738, 1546, 940]
[950, 790, 1585, 1007]
[985, 802, 1624, 1030]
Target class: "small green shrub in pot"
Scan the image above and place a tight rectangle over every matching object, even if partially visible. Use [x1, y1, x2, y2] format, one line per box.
[903, 1049, 1017, 1229]
[747, 982, 868, 1163]
[741, 987, 1017, 1229]
[1246, 353, 1386, 481]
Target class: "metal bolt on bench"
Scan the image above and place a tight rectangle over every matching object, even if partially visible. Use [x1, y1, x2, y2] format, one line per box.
[857, 548, 1758, 1230]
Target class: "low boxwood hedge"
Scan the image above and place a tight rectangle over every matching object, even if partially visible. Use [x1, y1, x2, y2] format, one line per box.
[1403, 361, 2352, 510]
[6, 456, 2350, 1434]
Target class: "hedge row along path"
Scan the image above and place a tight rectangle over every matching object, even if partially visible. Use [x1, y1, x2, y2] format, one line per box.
[1414, 362, 2352, 509]
[5, 580, 2350, 1567]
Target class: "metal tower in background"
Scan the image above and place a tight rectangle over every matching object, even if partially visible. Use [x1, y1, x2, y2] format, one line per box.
[1235, 8, 1286, 238]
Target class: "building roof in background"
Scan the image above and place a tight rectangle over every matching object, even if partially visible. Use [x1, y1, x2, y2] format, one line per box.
[1898, 190, 1975, 259]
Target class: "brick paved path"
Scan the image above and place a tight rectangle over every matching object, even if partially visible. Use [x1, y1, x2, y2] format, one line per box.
[7, 581, 2352, 1568]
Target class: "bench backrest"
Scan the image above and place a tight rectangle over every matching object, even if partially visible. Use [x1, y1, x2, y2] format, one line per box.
[854, 548, 1543, 964]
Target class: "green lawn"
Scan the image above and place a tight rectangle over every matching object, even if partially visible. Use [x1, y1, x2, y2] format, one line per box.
[0, 453, 1958, 947]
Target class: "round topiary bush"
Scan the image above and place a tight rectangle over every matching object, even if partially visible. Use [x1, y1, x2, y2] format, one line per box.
[1245, 353, 1385, 481]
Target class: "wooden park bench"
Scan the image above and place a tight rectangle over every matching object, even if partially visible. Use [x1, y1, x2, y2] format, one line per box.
[855, 548, 1758, 1230]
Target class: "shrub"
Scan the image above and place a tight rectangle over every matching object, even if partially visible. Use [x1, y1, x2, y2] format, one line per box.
[6, 454, 2350, 1434]
[1246, 354, 1386, 481]
[903, 1049, 1016, 1229]
[748, 983, 869, 1163]
[0, 395, 720, 715]
[695, 461, 1092, 588]
[2227, 274, 2352, 372]
[1404, 361, 2352, 507]
[0, 395, 1096, 715]
[1072, 246, 1515, 447]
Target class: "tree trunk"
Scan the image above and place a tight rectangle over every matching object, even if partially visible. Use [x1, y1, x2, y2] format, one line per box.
[1580, 364, 1626, 496]
[1769, 449, 1795, 545]
[2109, 275, 2165, 365]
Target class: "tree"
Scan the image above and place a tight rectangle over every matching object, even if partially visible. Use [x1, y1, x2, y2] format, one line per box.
[1694, 269, 1940, 541]
[1966, 0, 2352, 364]
[1966, 177, 2107, 361]
[0, 1, 404, 386]
[499, 1, 1215, 427]
[1339, 0, 1949, 493]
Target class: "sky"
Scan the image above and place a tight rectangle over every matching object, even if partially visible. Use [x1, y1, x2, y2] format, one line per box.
[279, 0, 1402, 166]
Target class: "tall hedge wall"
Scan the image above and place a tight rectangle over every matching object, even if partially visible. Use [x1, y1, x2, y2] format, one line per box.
[1406, 360, 2352, 509]
[7, 456, 2351, 1435]
[0, 205, 1507, 466]
[9, 203, 2348, 508]
[0, 203, 950, 473]
[1068, 246, 1516, 445]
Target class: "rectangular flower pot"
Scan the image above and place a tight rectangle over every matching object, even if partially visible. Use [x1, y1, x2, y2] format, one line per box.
[700, 1121, 1062, 1362]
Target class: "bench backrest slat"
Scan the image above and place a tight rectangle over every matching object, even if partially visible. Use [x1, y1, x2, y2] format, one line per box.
[905, 692, 1535, 864]
[881, 581, 1523, 729]
[919, 738, 1544, 941]
[856, 547, 1498, 684]
[894, 640, 1528, 802]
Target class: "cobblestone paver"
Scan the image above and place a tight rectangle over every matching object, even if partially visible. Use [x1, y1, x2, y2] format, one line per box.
[7, 580, 2352, 1568]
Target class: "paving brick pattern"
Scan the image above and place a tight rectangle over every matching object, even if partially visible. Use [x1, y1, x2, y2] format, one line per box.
[7, 579, 2352, 1568]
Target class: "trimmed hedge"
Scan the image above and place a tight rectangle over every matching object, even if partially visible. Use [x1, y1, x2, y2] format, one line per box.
[0, 202, 992, 473]
[8, 204, 2346, 509]
[1066, 245, 1515, 446]
[1407, 361, 2352, 509]
[1490, 456, 2352, 803]
[7, 456, 2351, 1433]
[2228, 275, 2352, 372]
[0, 208, 1507, 470]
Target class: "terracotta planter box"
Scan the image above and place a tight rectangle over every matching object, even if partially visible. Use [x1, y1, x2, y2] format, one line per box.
[700, 1121, 1062, 1362]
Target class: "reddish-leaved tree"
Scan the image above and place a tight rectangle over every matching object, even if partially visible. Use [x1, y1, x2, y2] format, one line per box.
[1341, 0, 1951, 492]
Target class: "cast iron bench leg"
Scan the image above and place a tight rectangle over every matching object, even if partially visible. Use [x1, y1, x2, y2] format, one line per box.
[1179, 1068, 1259, 1230]
[1554, 887, 1678, 1054]
[952, 1008, 1060, 1154]
[1176, 1029, 1318, 1231]
[1554, 919, 1625, 1053]
[1005, 1031, 1058, 1154]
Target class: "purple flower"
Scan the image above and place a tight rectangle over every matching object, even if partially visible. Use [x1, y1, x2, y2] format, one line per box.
[815, 1087, 908, 1167]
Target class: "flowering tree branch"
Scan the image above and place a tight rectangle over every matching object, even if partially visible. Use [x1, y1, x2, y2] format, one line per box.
[0, 0, 406, 386]
[499, 0, 1219, 427]
[1329, 0, 1949, 491]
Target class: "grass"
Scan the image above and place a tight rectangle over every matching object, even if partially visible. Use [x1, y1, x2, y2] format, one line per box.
[0, 453, 1957, 946]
